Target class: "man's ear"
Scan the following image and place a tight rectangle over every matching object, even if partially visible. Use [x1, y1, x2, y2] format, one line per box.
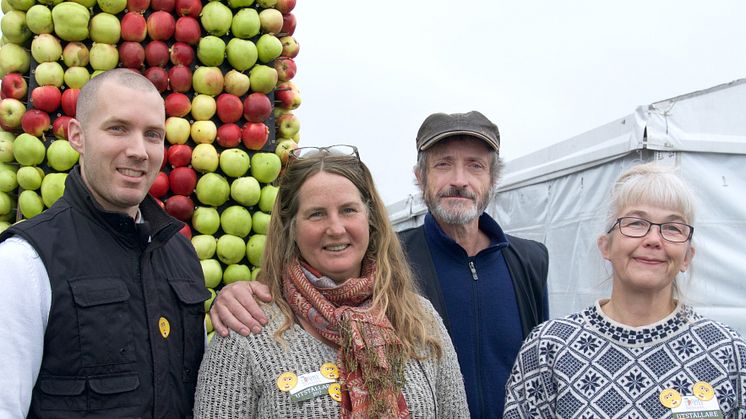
[68, 119, 84, 154]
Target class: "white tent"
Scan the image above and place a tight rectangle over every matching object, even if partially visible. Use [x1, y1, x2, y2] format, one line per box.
[389, 78, 746, 335]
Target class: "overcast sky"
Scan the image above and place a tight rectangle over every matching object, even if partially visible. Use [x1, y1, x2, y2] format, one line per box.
[291, 1, 746, 204]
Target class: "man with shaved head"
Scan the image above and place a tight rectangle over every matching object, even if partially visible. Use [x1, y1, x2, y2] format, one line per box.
[0, 69, 209, 418]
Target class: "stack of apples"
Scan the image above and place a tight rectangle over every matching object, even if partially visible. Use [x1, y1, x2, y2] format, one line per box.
[0, 0, 302, 332]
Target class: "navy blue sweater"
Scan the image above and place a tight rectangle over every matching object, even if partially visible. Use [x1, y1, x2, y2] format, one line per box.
[423, 213, 526, 418]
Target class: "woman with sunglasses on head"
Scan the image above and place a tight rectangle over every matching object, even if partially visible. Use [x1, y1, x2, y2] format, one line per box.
[503, 163, 746, 418]
[194, 145, 469, 418]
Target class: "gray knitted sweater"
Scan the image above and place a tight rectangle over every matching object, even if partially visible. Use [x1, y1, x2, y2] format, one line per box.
[194, 296, 469, 418]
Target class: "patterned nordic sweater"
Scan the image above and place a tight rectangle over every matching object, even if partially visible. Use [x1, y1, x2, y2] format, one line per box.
[194, 296, 469, 418]
[503, 301, 746, 419]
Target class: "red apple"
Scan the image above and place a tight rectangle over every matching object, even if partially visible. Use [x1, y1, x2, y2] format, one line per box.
[149, 171, 169, 198]
[1, 73, 28, 100]
[167, 143, 192, 167]
[178, 224, 192, 239]
[147, 10, 176, 41]
[280, 36, 299, 58]
[275, 83, 301, 110]
[281, 13, 296, 36]
[275, 0, 296, 14]
[21, 109, 51, 137]
[169, 166, 197, 195]
[145, 40, 170, 67]
[216, 93, 243, 124]
[274, 57, 297, 81]
[150, 0, 175, 12]
[144, 66, 169, 92]
[118, 41, 146, 69]
[61, 88, 80, 116]
[175, 0, 201, 18]
[165, 194, 194, 221]
[31, 85, 62, 113]
[165, 92, 191, 117]
[127, 0, 150, 13]
[174, 16, 200, 45]
[241, 122, 269, 150]
[242, 92, 272, 123]
[121, 12, 147, 42]
[168, 65, 192, 92]
[216, 122, 242, 148]
[52, 115, 73, 140]
[170, 42, 195, 66]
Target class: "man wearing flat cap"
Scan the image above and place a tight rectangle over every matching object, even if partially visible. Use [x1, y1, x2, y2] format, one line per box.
[398, 111, 549, 418]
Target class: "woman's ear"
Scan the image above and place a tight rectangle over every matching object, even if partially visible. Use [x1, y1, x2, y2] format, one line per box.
[597, 235, 610, 260]
[680, 245, 696, 273]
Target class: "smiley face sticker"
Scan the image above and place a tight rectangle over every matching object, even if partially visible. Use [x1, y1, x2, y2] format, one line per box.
[328, 383, 341, 402]
[276, 372, 298, 392]
[320, 362, 339, 380]
[659, 388, 682, 409]
[692, 381, 715, 401]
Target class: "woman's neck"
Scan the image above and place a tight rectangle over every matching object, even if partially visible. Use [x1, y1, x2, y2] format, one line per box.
[600, 291, 677, 327]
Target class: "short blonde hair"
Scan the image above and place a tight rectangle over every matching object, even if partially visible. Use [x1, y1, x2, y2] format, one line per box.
[605, 162, 695, 230]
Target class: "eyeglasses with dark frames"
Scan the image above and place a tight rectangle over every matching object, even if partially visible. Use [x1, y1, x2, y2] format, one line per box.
[608, 216, 694, 243]
[289, 144, 359, 160]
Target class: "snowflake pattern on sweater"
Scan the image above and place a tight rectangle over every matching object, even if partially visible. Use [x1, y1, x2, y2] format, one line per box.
[503, 301, 746, 419]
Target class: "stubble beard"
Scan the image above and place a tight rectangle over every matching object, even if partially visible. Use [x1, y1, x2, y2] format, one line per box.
[424, 186, 490, 226]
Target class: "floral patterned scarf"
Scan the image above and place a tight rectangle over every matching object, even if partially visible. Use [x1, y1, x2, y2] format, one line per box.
[283, 256, 410, 418]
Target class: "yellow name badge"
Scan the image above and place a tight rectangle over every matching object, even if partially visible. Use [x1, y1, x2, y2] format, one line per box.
[159, 317, 170, 339]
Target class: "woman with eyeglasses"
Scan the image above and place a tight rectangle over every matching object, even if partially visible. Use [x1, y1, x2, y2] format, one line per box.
[194, 145, 469, 418]
[503, 163, 746, 418]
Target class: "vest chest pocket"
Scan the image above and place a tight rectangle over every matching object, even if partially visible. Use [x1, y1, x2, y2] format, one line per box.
[69, 278, 136, 367]
[167, 277, 211, 382]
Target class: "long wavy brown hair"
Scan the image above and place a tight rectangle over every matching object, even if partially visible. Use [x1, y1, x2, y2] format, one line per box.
[259, 150, 443, 359]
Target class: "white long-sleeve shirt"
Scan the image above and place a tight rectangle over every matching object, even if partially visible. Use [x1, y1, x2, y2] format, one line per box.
[0, 236, 51, 418]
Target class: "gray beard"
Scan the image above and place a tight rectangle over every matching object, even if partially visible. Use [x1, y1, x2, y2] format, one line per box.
[425, 193, 488, 226]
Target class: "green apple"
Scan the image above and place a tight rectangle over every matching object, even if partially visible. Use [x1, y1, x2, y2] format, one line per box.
[248, 64, 277, 94]
[190, 120, 217, 144]
[0, 220, 11, 233]
[222, 263, 251, 285]
[230, 176, 261, 207]
[230, 8, 259, 39]
[0, 132, 15, 163]
[52, 2, 90, 42]
[31, 33, 62, 63]
[250, 152, 281, 184]
[200, 1, 232, 36]
[191, 143, 219, 173]
[97, 0, 126, 14]
[89, 12, 120, 44]
[13, 133, 46, 166]
[201, 259, 222, 288]
[197, 35, 226, 67]
[203, 288, 216, 312]
[251, 267, 261, 280]
[219, 148, 250, 178]
[89, 42, 119, 71]
[16, 166, 44, 190]
[256, 34, 282, 64]
[165, 117, 190, 145]
[191, 234, 217, 260]
[0, 190, 14, 216]
[252, 210, 271, 234]
[0, 166, 17, 193]
[191, 94, 216, 121]
[195, 172, 230, 206]
[19, 189, 44, 218]
[216, 234, 245, 265]
[258, 184, 279, 213]
[46, 140, 80, 171]
[220, 205, 251, 238]
[0, 43, 31, 76]
[225, 38, 257, 72]
[26, 5, 54, 34]
[40, 172, 66, 207]
[63, 66, 90, 89]
[34, 61, 65, 87]
[205, 313, 214, 333]
[246, 233, 266, 267]
[192, 206, 220, 235]
[1, 11, 32, 45]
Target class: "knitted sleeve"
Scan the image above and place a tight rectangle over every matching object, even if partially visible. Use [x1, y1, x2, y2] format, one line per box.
[503, 325, 553, 418]
[193, 332, 256, 418]
[730, 328, 746, 418]
[422, 299, 470, 418]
